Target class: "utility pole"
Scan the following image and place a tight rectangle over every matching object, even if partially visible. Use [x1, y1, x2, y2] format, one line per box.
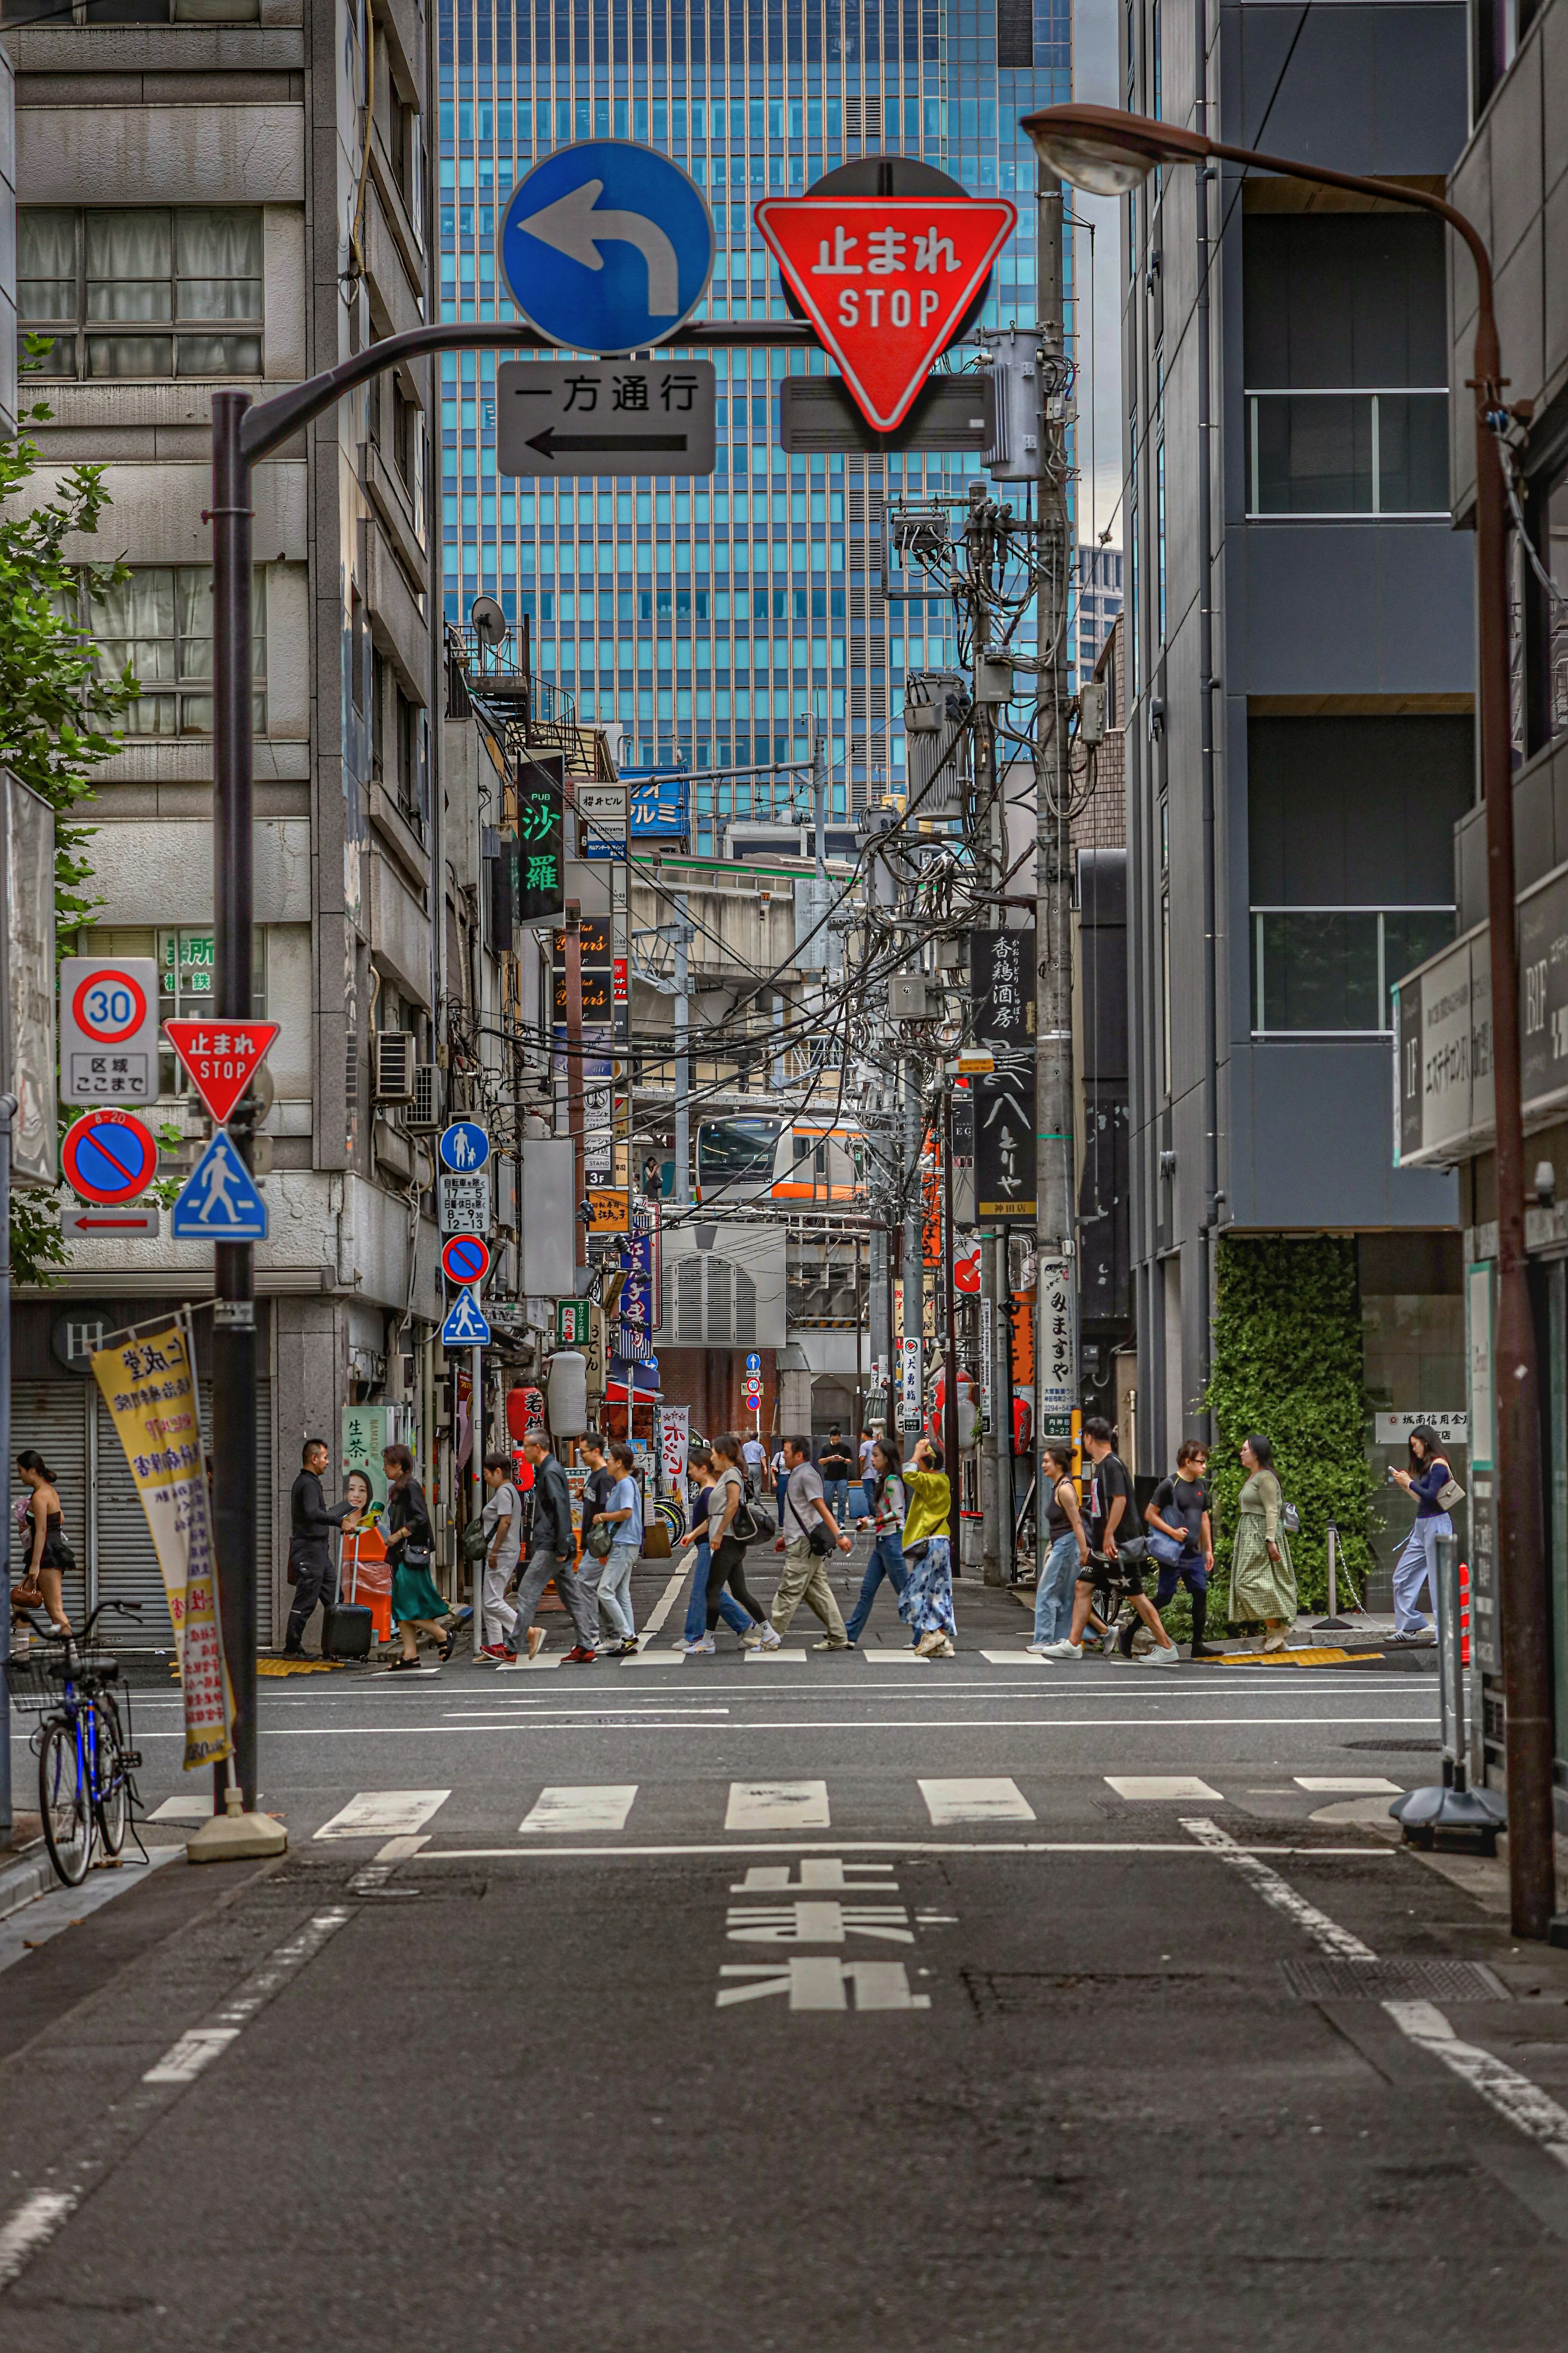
[565, 900, 586, 1270]
[941, 1082, 961, 1535]
[1034, 170, 1076, 1586]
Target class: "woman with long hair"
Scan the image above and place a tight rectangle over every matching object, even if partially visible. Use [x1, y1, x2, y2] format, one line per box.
[1227, 1432, 1297, 1652]
[844, 1435, 908, 1645]
[705, 1432, 778, 1646]
[1387, 1423, 1454, 1646]
[381, 1443, 454, 1671]
[1028, 1442, 1089, 1652]
[11, 1452, 73, 1638]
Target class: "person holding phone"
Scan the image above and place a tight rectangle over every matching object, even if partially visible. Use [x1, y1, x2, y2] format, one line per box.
[1387, 1425, 1455, 1647]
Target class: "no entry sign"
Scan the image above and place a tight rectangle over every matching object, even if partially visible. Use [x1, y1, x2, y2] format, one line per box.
[441, 1232, 492, 1287]
[164, 1019, 280, 1124]
[62, 1108, 159, 1205]
[754, 195, 1016, 430]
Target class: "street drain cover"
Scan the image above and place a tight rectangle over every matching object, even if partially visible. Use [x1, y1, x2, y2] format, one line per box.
[1279, 1956, 1509, 2002]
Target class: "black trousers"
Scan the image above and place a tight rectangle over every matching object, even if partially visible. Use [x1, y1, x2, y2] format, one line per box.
[285, 1547, 337, 1652]
[706, 1535, 768, 1632]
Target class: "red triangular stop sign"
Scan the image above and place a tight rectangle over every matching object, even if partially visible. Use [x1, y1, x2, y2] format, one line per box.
[164, 1017, 280, 1124]
[754, 196, 1017, 431]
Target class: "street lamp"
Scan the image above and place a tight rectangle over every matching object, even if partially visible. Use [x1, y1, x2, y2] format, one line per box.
[1021, 103, 1556, 1940]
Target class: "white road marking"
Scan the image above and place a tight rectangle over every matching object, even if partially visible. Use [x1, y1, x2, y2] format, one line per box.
[495, 1655, 562, 1672]
[979, 1650, 1054, 1664]
[1385, 2001, 1568, 2166]
[1293, 1776, 1401, 1793]
[745, 1648, 809, 1663]
[1107, 1775, 1222, 1800]
[726, 1900, 915, 1944]
[314, 1790, 451, 1840]
[0, 2194, 76, 2291]
[635, 1571, 687, 1641]
[191, 1711, 1440, 1739]
[619, 1650, 686, 1666]
[918, 1778, 1037, 1825]
[142, 2025, 239, 2085]
[519, 1784, 638, 1833]
[425, 1840, 1395, 1860]
[863, 1649, 929, 1664]
[725, 1780, 831, 1830]
[1183, 1815, 1568, 2186]
[717, 1958, 930, 2010]
[1181, 1815, 1377, 1959]
[148, 1795, 237, 1821]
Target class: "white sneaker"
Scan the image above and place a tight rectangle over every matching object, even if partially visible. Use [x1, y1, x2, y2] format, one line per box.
[759, 1624, 783, 1649]
[677, 1635, 715, 1654]
[1140, 1641, 1180, 1666]
[1025, 1642, 1058, 1658]
[739, 1626, 766, 1648]
[1041, 1639, 1083, 1660]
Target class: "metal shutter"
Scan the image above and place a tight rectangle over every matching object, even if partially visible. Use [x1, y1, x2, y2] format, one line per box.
[11, 1382, 89, 1628]
[707, 1256, 733, 1343]
[735, 1264, 757, 1348]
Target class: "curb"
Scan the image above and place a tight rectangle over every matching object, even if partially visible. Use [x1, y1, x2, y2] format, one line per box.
[0, 1845, 54, 1922]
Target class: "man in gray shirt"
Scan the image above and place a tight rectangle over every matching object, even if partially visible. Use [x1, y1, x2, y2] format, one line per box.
[771, 1433, 853, 1649]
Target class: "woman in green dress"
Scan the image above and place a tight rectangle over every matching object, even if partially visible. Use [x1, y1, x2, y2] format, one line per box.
[382, 1443, 454, 1671]
[1228, 1432, 1297, 1652]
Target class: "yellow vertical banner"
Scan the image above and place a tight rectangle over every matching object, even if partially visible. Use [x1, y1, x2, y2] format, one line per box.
[91, 1320, 233, 1771]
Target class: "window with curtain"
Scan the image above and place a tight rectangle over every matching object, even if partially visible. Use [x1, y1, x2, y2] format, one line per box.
[78, 568, 267, 736]
[19, 209, 263, 379]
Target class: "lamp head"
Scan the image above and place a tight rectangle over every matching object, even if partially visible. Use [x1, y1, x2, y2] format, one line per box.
[1021, 103, 1211, 195]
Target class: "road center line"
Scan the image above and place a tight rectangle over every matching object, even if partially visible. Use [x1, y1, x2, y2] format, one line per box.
[115, 1712, 1440, 1741]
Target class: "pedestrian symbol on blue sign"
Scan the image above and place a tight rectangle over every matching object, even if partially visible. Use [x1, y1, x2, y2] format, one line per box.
[498, 142, 715, 355]
[439, 1121, 490, 1173]
[171, 1132, 268, 1242]
[441, 1288, 492, 1347]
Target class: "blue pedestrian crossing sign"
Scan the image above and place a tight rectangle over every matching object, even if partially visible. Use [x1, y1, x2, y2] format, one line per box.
[441, 1287, 492, 1347]
[498, 141, 715, 354]
[171, 1131, 268, 1242]
[439, 1121, 490, 1173]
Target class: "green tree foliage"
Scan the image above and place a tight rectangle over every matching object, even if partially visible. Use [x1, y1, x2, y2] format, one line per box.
[1205, 1235, 1374, 1611]
[2, 388, 138, 1285]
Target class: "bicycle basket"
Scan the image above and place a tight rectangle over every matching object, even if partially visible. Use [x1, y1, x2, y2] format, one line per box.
[3, 1652, 57, 1714]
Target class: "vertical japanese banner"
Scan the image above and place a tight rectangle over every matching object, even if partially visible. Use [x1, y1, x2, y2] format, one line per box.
[91, 1320, 233, 1771]
[1035, 1260, 1074, 1424]
[971, 928, 1038, 1220]
[659, 1405, 690, 1488]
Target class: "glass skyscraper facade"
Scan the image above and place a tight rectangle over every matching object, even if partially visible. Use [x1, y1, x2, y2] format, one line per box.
[439, 0, 1067, 853]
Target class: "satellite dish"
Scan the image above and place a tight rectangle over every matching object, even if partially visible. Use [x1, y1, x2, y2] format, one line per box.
[470, 595, 507, 647]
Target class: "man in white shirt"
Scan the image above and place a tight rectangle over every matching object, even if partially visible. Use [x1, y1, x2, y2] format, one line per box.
[740, 1430, 766, 1497]
[476, 1452, 529, 1660]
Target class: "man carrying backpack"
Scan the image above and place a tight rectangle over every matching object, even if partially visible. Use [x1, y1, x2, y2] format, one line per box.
[1145, 1439, 1220, 1659]
[771, 1432, 853, 1650]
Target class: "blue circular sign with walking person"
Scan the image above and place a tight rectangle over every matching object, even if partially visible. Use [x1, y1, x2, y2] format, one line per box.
[498, 141, 715, 354]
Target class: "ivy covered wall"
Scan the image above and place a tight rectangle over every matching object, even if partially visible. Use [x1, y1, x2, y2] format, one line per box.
[1206, 1235, 1375, 1611]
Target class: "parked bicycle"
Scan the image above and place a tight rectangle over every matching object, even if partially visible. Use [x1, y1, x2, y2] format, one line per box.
[4, 1601, 145, 1887]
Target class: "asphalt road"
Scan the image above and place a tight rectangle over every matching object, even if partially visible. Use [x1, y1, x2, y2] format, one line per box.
[4, 1566, 1567, 2349]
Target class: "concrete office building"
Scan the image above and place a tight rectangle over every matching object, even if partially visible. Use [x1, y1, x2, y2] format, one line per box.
[1121, 0, 1476, 1475]
[4, 0, 445, 1639]
[1072, 539, 1120, 687]
[437, 0, 1067, 851]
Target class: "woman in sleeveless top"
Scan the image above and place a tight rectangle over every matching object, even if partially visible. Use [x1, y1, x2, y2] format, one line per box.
[13, 1450, 73, 1637]
[1030, 1442, 1089, 1650]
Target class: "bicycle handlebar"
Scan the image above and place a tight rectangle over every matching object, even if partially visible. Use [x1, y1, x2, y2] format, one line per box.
[19, 1597, 143, 1646]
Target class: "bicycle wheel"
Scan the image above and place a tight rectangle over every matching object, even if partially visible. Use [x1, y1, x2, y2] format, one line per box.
[656, 1497, 687, 1544]
[93, 1696, 130, 1857]
[38, 1719, 93, 1886]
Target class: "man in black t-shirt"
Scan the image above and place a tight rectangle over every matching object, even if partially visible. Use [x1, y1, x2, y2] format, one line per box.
[1037, 1418, 1180, 1665]
[1145, 1439, 1219, 1658]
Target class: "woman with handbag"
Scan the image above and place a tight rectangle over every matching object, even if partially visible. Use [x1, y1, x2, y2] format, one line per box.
[708, 1432, 782, 1645]
[11, 1451, 74, 1639]
[897, 1438, 957, 1657]
[381, 1443, 454, 1671]
[1388, 1425, 1461, 1648]
[1227, 1433, 1297, 1653]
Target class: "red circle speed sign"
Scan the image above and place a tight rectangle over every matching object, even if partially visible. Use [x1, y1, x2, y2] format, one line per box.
[71, 967, 149, 1046]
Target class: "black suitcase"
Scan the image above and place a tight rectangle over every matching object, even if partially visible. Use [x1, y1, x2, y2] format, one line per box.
[324, 1602, 373, 1660]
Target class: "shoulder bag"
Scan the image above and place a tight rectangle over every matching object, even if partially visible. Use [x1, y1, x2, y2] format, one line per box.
[787, 1492, 831, 1557]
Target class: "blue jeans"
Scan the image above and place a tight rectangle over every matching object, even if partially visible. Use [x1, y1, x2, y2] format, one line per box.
[1034, 1532, 1082, 1644]
[596, 1541, 638, 1641]
[682, 1543, 751, 1642]
[844, 1532, 907, 1643]
[823, 1477, 849, 1526]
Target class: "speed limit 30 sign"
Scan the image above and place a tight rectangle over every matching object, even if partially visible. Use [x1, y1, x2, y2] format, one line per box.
[59, 956, 159, 1104]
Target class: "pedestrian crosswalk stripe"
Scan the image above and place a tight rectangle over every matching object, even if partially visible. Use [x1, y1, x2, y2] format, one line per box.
[1293, 1776, 1401, 1794]
[918, 1778, 1036, 1825]
[496, 1655, 561, 1671]
[978, 1650, 1052, 1665]
[520, 1785, 638, 1833]
[621, 1648, 685, 1666]
[1105, 1775, 1222, 1801]
[725, 1780, 831, 1830]
[745, 1648, 808, 1662]
[863, 1649, 929, 1664]
[314, 1790, 451, 1839]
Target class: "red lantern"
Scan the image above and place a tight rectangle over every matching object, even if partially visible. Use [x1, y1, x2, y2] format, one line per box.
[506, 1384, 544, 1442]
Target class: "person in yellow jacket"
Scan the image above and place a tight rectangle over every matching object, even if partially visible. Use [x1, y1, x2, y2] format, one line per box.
[897, 1437, 956, 1657]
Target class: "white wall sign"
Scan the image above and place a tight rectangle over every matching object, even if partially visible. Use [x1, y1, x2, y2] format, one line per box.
[1373, 1412, 1469, 1447]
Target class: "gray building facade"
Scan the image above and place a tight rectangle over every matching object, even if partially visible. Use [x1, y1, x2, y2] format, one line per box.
[1121, 0, 1476, 1473]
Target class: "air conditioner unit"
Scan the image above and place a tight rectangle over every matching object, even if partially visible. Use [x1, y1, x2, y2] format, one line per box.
[372, 1030, 417, 1103]
[403, 1061, 444, 1132]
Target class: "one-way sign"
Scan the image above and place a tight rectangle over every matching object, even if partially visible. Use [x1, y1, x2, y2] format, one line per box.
[497, 359, 716, 477]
